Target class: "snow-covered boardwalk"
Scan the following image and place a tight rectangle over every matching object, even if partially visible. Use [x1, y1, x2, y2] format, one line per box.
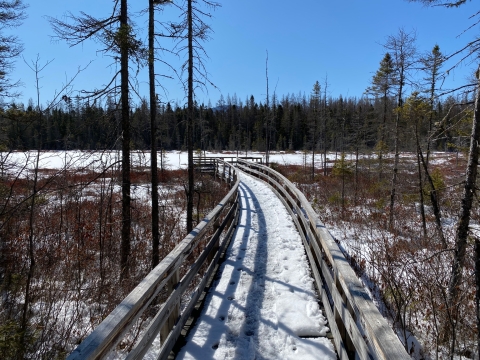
[177, 174, 335, 360]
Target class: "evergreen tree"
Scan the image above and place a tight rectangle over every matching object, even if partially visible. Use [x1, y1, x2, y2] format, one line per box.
[0, 0, 27, 100]
[365, 52, 398, 179]
[420, 44, 444, 165]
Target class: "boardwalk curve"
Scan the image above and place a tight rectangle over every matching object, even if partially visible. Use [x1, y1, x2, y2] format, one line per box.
[176, 174, 335, 359]
[67, 158, 410, 360]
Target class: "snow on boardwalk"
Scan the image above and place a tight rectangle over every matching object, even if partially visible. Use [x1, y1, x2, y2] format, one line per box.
[177, 174, 335, 360]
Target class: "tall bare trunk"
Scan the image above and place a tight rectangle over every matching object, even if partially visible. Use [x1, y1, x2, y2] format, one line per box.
[475, 237, 480, 360]
[21, 150, 40, 350]
[388, 67, 404, 230]
[418, 148, 447, 248]
[120, 0, 131, 281]
[447, 77, 480, 322]
[379, 89, 388, 182]
[425, 45, 441, 168]
[415, 130, 427, 239]
[186, 0, 194, 233]
[149, 0, 160, 268]
[265, 51, 270, 166]
[323, 78, 328, 176]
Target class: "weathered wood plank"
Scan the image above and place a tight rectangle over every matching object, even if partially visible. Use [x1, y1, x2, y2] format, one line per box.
[323, 291, 349, 360]
[331, 283, 372, 360]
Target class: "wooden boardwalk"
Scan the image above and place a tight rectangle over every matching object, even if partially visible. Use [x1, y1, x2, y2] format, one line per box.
[176, 174, 335, 359]
[68, 158, 410, 360]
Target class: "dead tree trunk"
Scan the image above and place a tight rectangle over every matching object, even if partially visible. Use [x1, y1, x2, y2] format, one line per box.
[149, 0, 160, 269]
[186, 0, 194, 233]
[447, 76, 480, 326]
[120, 0, 131, 281]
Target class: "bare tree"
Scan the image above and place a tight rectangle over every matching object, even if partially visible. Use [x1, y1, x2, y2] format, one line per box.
[49, 0, 145, 281]
[149, 0, 160, 269]
[172, 0, 219, 232]
[447, 71, 480, 347]
[322, 75, 329, 176]
[384, 28, 417, 230]
[265, 50, 270, 166]
[310, 81, 321, 180]
[406, 1, 480, 354]
[149, 0, 173, 269]
[421, 44, 444, 166]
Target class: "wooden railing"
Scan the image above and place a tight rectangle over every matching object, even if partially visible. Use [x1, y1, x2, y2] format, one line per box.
[193, 155, 262, 173]
[68, 157, 410, 360]
[67, 160, 240, 360]
[236, 159, 410, 360]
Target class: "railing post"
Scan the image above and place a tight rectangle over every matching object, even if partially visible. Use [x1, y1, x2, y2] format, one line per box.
[208, 218, 221, 264]
[334, 277, 356, 359]
[160, 270, 180, 344]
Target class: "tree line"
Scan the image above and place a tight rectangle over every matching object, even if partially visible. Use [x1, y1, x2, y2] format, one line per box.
[0, 89, 472, 155]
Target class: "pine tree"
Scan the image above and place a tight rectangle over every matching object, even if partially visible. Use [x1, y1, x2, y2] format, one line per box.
[365, 52, 398, 180]
[0, 0, 27, 99]
[420, 44, 444, 166]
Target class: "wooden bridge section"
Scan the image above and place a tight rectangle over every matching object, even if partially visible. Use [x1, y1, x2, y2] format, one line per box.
[68, 158, 410, 360]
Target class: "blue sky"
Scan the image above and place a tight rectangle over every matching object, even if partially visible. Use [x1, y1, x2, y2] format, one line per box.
[9, 0, 480, 108]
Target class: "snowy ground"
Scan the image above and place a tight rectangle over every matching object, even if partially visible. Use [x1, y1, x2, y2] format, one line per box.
[0, 150, 458, 178]
[2, 149, 461, 358]
[176, 173, 335, 360]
